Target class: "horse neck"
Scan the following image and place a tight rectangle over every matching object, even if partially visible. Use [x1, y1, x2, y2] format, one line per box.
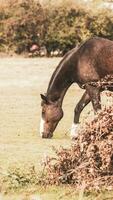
[47, 61, 74, 105]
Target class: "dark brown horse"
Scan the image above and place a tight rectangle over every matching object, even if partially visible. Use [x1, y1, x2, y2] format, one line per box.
[40, 37, 113, 139]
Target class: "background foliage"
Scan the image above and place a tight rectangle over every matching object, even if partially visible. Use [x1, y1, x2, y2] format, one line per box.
[0, 0, 113, 55]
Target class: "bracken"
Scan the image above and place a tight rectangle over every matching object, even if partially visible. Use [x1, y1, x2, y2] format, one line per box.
[42, 94, 113, 191]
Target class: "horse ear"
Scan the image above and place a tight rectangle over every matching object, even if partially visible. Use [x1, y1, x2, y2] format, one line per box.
[40, 94, 49, 104]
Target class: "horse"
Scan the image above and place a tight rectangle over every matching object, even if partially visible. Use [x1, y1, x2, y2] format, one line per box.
[40, 37, 113, 139]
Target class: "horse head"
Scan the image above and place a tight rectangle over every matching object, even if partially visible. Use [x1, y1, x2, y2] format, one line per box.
[40, 94, 63, 138]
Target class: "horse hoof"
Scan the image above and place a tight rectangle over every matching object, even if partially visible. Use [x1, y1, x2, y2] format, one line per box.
[70, 123, 79, 139]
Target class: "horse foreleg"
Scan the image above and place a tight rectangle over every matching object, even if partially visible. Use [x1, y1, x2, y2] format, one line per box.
[86, 85, 101, 113]
[70, 91, 90, 139]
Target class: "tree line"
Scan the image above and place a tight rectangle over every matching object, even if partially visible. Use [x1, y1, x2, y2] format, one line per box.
[0, 0, 113, 56]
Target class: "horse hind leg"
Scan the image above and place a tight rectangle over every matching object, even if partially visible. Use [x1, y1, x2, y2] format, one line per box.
[71, 91, 90, 139]
[86, 85, 101, 113]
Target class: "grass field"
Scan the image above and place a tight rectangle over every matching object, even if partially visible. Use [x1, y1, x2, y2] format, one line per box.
[0, 57, 112, 199]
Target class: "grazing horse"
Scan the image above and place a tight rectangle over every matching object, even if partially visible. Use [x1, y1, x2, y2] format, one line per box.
[40, 37, 113, 139]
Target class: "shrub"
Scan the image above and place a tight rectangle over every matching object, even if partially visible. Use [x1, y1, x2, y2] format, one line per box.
[0, 0, 45, 53]
[0, 0, 113, 55]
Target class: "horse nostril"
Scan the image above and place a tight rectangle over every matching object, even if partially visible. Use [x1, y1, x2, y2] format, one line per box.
[48, 133, 53, 138]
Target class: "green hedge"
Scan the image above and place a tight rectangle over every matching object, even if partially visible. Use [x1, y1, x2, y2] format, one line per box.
[0, 0, 113, 55]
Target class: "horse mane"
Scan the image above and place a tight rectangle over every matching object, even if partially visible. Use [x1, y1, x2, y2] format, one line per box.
[47, 45, 79, 96]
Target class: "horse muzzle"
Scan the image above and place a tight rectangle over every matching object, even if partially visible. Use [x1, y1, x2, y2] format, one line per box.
[41, 132, 53, 139]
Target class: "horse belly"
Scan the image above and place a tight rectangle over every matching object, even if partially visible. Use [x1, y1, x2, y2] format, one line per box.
[96, 46, 113, 75]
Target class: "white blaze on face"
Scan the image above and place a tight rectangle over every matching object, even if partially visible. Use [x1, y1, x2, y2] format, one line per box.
[70, 123, 79, 139]
[40, 117, 45, 137]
